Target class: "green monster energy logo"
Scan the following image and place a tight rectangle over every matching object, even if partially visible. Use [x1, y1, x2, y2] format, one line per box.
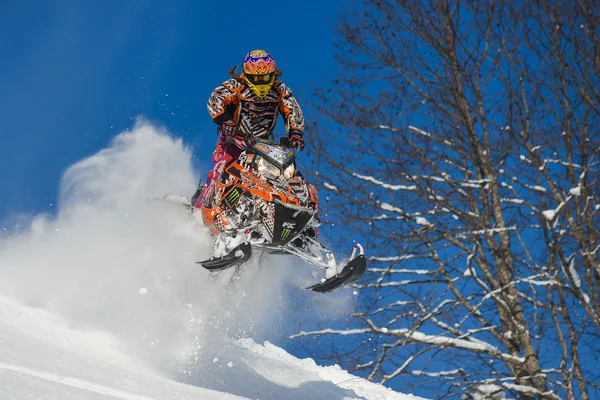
[227, 189, 240, 203]
[280, 228, 292, 240]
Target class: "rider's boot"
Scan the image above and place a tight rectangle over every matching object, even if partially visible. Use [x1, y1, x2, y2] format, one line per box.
[191, 166, 222, 209]
[190, 183, 205, 209]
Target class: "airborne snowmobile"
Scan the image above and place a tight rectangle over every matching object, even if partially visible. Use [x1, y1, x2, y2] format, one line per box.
[193, 136, 366, 293]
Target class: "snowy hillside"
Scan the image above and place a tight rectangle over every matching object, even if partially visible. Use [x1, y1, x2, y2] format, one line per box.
[0, 122, 423, 400]
[0, 295, 419, 399]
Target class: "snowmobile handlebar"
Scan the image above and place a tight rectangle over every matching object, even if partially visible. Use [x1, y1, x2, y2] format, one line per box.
[225, 133, 292, 149]
[253, 137, 276, 145]
[254, 136, 293, 148]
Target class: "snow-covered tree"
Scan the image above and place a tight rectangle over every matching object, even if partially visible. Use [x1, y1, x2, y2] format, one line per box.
[295, 1, 600, 399]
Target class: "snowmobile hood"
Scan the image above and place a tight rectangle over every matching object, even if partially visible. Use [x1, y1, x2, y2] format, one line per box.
[251, 142, 295, 170]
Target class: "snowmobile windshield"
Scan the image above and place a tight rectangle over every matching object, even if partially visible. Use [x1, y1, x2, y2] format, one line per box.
[252, 142, 295, 167]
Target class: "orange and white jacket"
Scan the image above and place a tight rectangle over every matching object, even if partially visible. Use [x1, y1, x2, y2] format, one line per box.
[207, 77, 305, 140]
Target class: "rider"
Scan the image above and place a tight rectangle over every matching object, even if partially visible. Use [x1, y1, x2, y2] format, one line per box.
[191, 49, 305, 207]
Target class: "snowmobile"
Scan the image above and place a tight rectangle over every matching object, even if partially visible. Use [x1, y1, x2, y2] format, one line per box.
[192, 136, 366, 293]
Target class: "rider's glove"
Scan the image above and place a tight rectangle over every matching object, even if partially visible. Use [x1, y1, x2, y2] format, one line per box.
[242, 134, 256, 148]
[230, 131, 255, 150]
[289, 129, 305, 151]
[220, 120, 236, 137]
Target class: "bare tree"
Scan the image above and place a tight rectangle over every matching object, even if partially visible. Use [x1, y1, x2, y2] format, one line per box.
[293, 1, 600, 399]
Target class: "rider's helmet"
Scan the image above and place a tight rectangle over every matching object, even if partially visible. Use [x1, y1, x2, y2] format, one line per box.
[242, 50, 277, 98]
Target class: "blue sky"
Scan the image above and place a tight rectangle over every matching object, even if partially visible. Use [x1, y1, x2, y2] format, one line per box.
[0, 0, 343, 221]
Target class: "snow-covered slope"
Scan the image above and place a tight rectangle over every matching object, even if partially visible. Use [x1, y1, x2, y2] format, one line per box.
[0, 294, 420, 400]
[0, 121, 424, 400]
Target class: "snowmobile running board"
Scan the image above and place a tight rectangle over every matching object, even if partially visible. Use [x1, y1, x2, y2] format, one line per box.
[197, 242, 252, 271]
[305, 254, 367, 293]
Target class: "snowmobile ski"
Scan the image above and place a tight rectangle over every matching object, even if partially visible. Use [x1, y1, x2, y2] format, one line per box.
[147, 194, 192, 208]
[197, 242, 252, 271]
[306, 254, 366, 293]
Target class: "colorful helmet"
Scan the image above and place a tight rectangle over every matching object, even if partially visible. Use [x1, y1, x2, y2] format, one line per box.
[242, 49, 277, 98]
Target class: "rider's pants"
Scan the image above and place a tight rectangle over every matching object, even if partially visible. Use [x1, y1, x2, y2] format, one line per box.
[191, 141, 242, 208]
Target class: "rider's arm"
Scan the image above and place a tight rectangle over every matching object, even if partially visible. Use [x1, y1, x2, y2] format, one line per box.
[207, 79, 252, 150]
[276, 82, 305, 134]
[207, 79, 242, 126]
[276, 82, 305, 149]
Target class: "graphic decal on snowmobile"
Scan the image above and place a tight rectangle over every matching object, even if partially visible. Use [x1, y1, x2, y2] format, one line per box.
[280, 221, 296, 240]
[192, 137, 367, 293]
[224, 187, 242, 207]
[228, 189, 240, 202]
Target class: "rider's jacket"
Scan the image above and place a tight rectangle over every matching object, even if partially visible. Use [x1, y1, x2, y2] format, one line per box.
[207, 77, 304, 140]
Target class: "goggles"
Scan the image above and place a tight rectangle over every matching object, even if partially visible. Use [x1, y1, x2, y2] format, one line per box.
[245, 73, 275, 85]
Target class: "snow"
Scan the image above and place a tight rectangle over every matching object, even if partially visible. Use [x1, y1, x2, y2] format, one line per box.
[469, 227, 517, 236]
[295, 327, 524, 365]
[542, 209, 557, 220]
[0, 122, 419, 400]
[407, 125, 431, 137]
[415, 217, 432, 226]
[0, 295, 231, 400]
[501, 198, 524, 204]
[463, 269, 473, 277]
[472, 384, 505, 399]
[369, 254, 417, 262]
[582, 244, 600, 256]
[0, 295, 417, 400]
[542, 198, 570, 221]
[351, 172, 417, 191]
[583, 293, 591, 304]
[460, 179, 489, 189]
[323, 182, 339, 191]
[379, 202, 404, 214]
[567, 257, 581, 288]
[519, 154, 532, 163]
[377, 124, 400, 132]
[568, 186, 581, 196]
